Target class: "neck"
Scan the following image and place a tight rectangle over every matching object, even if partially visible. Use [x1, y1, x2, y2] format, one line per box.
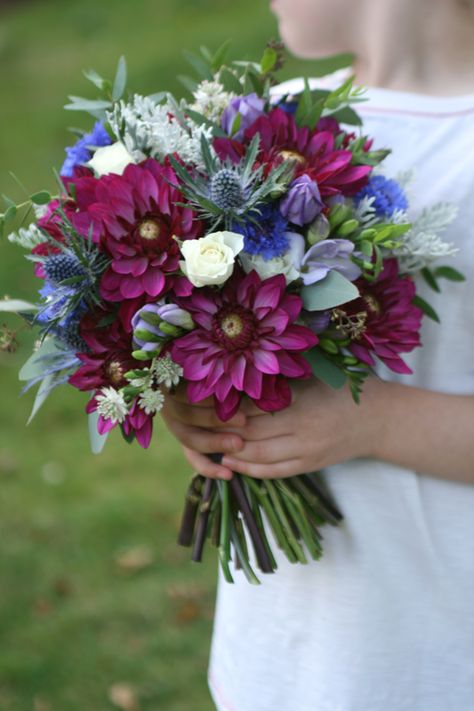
[352, 0, 474, 96]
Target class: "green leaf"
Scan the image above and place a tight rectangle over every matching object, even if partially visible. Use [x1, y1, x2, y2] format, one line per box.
[26, 374, 55, 425]
[112, 55, 127, 101]
[19, 339, 61, 381]
[83, 68, 108, 92]
[4, 204, 17, 223]
[2, 194, 16, 209]
[30, 190, 51, 205]
[219, 67, 243, 94]
[260, 47, 277, 74]
[412, 294, 440, 323]
[211, 40, 232, 73]
[421, 267, 440, 293]
[182, 50, 213, 80]
[304, 348, 347, 389]
[329, 106, 362, 126]
[0, 299, 38, 313]
[302, 271, 359, 311]
[64, 96, 113, 112]
[433, 265, 465, 282]
[178, 74, 198, 94]
[88, 410, 109, 455]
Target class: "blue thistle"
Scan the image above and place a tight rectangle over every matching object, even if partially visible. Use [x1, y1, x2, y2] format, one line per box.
[355, 175, 408, 218]
[232, 204, 290, 260]
[43, 253, 87, 285]
[208, 169, 246, 211]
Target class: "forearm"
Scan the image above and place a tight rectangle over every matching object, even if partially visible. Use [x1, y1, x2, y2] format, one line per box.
[369, 380, 474, 484]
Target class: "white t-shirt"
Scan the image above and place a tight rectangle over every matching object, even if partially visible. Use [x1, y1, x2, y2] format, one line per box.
[208, 84, 474, 711]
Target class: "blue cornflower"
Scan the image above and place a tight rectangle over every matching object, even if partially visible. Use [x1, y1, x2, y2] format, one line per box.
[232, 204, 290, 260]
[61, 121, 111, 177]
[355, 175, 408, 218]
[278, 100, 298, 116]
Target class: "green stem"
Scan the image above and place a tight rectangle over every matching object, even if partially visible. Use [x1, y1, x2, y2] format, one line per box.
[276, 481, 322, 561]
[216, 480, 233, 584]
[265, 481, 308, 565]
[246, 478, 297, 563]
[229, 517, 260, 585]
[245, 479, 278, 571]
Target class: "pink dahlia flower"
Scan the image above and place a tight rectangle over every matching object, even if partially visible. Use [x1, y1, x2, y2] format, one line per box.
[170, 270, 318, 421]
[71, 159, 203, 302]
[69, 306, 153, 447]
[343, 259, 423, 374]
[214, 107, 372, 199]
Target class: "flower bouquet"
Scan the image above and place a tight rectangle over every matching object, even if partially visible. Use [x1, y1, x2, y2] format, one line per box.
[1, 44, 462, 583]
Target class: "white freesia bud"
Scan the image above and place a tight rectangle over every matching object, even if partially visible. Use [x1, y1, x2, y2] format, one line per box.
[87, 141, 135, 177]
[239, 232, 305, 285]
[180, 231, 244, 288]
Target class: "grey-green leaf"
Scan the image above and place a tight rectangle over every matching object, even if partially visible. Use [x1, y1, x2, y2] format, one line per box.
[88, 410, 109, 454]
[0, 299, 38, 313]
[302, 271, 360, 311]
[304, 348, 347, 389]
[112, 56, 127, 101]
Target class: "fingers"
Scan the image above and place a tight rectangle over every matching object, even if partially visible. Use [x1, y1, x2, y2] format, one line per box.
[220, 454, 303, 479]
[222, 435, 300, 466]
[163, 397, 246, 429]
[182, 446, 233, 480]
[162, 415, 244, 455]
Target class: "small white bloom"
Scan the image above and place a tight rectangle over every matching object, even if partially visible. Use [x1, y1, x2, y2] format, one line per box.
[152, 354, 183, 389]
[395, 202, 459, 272]
[138, 388, 165, 415]
[96, 387, 129, 424]
[180, 231, 244, 287]
[87, 142, 135, 177]
[190, 80, 234, 121]
[239, 232, 305, 285]
[8, 223, 44, 250]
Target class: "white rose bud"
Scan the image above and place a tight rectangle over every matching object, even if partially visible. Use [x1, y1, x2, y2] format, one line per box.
[87, 142, 135, 177]
[180, 231, 244, 288]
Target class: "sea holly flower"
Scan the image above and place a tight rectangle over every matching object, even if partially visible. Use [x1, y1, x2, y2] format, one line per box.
[279, 174, 323, 226]
[179, 231, 244, 287]
[170, 269, 317, 421]
[300, 239, 362, 285]
[71, 160, 203, 301]
[342, 258, 423, 374]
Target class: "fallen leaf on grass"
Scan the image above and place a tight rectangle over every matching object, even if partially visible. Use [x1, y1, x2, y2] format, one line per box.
[114, 545, 154, 574]
[108, 683, 139, 711]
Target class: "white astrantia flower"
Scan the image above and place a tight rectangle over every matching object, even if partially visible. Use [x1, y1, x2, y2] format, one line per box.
[190, 79, 234, 122]
[107, 94, 214, 169]
[395, 202, 459, 273]
[180, 231, 244, 287]
[96, 387, 129, 424]
[239, 232, 305, 285]
[88, 141, 135, 177]
[152, 354, 183, 390]
[138, 388, 165, 415]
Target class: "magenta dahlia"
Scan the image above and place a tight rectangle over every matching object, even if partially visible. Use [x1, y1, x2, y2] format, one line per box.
[214, 107, 372, 199]
[342, 259, 423, 374]
[71, 159, 203, 302]
[170, 269, 318, 421]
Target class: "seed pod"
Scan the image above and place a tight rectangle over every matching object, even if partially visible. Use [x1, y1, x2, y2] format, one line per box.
[337, 219, 359, 238]
[319, 338, 339, 355]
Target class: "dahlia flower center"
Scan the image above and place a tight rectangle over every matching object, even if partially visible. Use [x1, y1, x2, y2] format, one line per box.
[106, 359, 126, 386]
[213, 306, 256, 351]
[279, 149, 307, 166]
[138, 219, 161, 241]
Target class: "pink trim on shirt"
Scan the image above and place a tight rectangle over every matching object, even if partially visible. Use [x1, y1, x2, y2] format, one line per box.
[208, 670, 238, 711]
[358, 105, 474, 119]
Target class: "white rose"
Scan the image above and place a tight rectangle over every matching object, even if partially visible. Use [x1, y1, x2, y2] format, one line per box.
[180, 231, 244, 287]
[87, 142, 135, 177]
[239, 232, 305, 284]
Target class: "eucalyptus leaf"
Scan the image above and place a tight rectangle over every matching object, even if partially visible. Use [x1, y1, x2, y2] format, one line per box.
[112, 56, 127, 101]
[0, 299, 38, 313]
[65, 97, 113, 112]
[421, 267, 440, 293]
[19, 339, 62, 381]
[27, 374, 54, 425]
[30, 190, 51, 205]
[302, 270, 359, 311]
[304, 348, 347, 389]
[412, 294, 440, 323]
[4, 205, 17, 222]
[433, 265, 465, 282]
[88, 410, 109, 454]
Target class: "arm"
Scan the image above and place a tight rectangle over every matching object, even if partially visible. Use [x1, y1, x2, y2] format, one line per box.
[162, 378, 474, 484]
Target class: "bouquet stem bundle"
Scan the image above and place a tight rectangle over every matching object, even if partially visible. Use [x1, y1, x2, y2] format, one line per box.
[178, 458, 343, 583]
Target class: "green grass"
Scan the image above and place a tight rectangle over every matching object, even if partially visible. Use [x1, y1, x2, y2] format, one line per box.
[0, 1, 348, 708]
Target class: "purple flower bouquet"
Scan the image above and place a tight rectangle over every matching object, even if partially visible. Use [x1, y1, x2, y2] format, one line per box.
[1, 45, 462, 582]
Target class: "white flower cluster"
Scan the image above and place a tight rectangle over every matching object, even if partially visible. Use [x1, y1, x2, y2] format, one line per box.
[96, 387, 129, 424]
[152, 354, 183, 389]
[395, 202, 459, 273]
[8, 222, 45, 250]
[190, 79, 234, 122]
[107, 94, 213, 169]
[138, 388, 165, 415]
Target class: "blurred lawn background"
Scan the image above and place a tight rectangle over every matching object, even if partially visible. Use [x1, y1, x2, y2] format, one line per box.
[0, 1, 349, 709]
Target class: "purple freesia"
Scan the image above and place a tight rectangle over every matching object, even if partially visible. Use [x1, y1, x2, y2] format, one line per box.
[300, 239, 362, 285]
[280, 175, 323, 227]
[221, 93, 266, 140]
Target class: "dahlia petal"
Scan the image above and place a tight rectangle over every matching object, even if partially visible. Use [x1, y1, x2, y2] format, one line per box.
[276, 350, 310, 378]
[243, 366, 263, 400]
[133, 418, 153, 449]
[215, 374, 233, 402]
[380, 355, 413, 375]
[187, 379, 215, 403]
[253, 276, 285, 311]
[268, 325, 317, 350]
[214, 388, 241, 422]
[230, 354, 247, 391]
[142, 269, 166, 297]
[259, 309, 290, 335]
[97, 415, 118, 435]
[112, 257, 148, 277]
[253, 349, 280, 375]
[120, 276, 145, 299]
[279, 293, 303, 322]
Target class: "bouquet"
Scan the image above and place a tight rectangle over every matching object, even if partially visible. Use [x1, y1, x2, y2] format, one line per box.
[1, 44, 462, 583]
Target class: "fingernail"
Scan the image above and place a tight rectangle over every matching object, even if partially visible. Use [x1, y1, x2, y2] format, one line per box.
[222, 456, 237, 468]
[224, 437, 241, 452]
